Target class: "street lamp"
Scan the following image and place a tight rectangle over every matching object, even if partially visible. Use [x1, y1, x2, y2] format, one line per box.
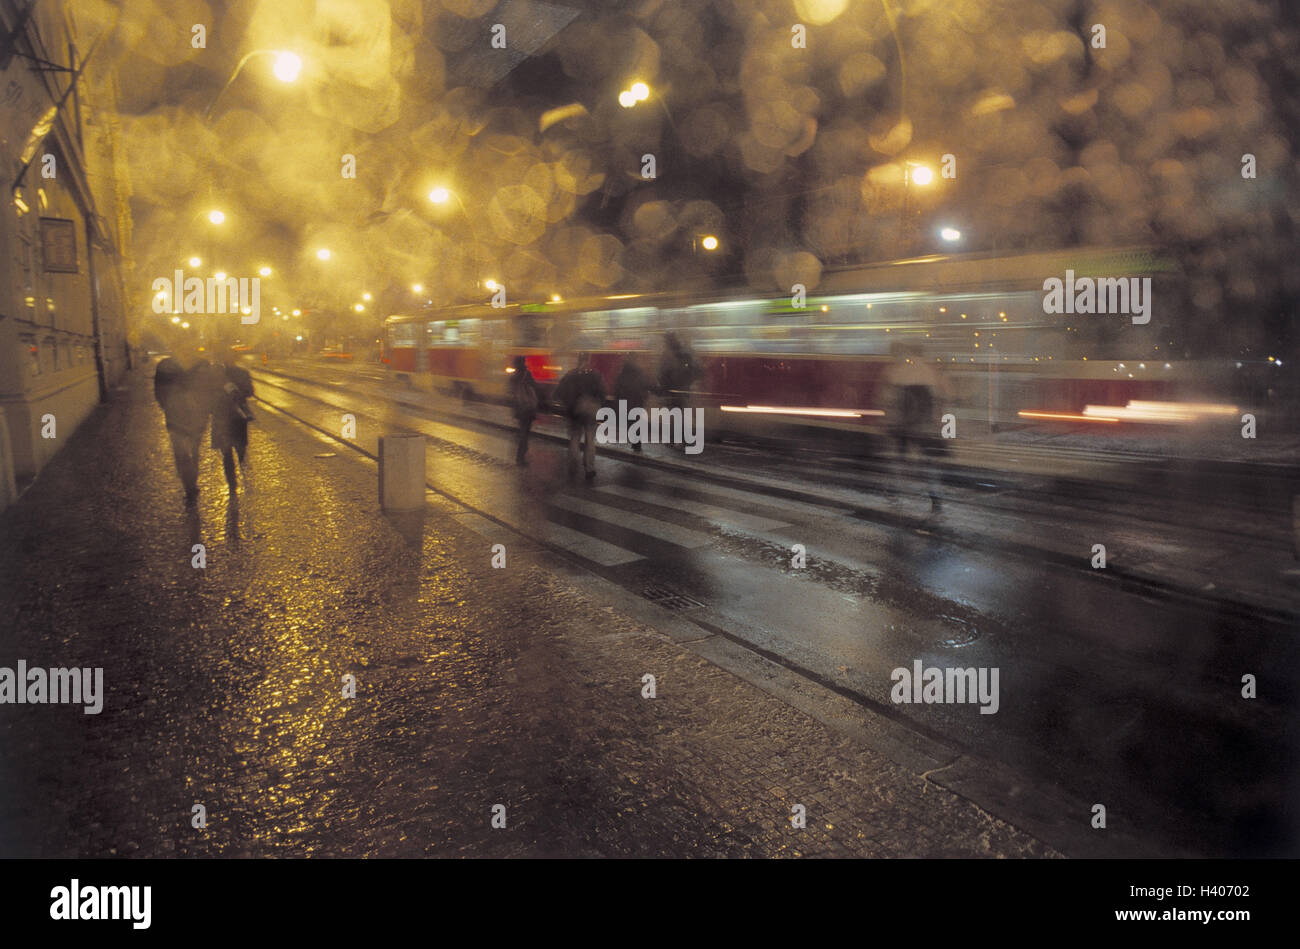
[939, 226, 962, 242]
[316, 248, 331, 261]
[208, 210, 225, 225]
[258, 265, 272, 277]
[411, 283, 423, 294]
[900, 160, 937, 252]
[205, 49, 303, 120]
[701, 235, 719, 251]
[188, 256, 202, 268]
[426, 186, 488, 297]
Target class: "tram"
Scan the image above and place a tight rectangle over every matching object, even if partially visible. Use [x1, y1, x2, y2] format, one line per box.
[382, 246, 1228, 441]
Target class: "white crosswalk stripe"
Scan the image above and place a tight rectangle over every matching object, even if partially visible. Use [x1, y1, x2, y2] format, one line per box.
[593, 483, 789, 532]
[638, 467, 855, 517]
[549, 493, 713, 549]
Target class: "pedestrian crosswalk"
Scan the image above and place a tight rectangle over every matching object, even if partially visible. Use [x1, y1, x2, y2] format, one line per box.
[523, 466, 848, 569]
[592, 483, 790, 533]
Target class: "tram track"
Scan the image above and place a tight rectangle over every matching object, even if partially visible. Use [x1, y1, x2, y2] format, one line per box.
[249, 364, 1300, 628]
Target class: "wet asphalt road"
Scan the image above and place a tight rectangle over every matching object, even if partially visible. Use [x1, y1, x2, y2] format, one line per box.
[0, 367, 1061, 858]
[245, 359, 1300, 857]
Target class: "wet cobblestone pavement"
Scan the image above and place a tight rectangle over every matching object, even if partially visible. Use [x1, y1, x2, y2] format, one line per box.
[0, 369, 1057, 857]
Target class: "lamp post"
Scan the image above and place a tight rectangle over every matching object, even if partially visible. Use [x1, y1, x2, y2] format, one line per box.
[900, 160, 934, 253]
[428, 186, 488, 299]
[205, 50, 302, 120]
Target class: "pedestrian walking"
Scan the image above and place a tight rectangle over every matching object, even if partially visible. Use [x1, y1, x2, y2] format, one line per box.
[553, 352, 605, 479]
[206, 357, 255, 492]
[613, 353, 650, 452]
[657, 332, 701, 451]
[508, 355, 543, 466]
[153, 352, 210, 506]
[880, 341, 947, 513]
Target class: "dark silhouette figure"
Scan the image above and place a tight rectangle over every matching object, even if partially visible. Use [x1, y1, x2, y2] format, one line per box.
[554, 352, 606, 479]
[206, 360, 255, 491]
[154, 355, 210, 505]
[508, 355, 543, 466]
[613, 354, 651, 451]
[657, 333, 701, 452]
[880, 342, 947, 513]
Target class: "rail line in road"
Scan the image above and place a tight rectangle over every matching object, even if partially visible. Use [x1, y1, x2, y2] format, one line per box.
[247, 365, 1300, 858]
[249, 364, 1300, 627]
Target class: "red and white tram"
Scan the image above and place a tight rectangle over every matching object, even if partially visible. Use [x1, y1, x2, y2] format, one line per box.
[382, 246, 1232, 441]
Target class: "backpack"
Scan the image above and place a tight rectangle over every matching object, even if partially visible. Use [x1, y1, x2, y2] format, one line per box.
[515, 377, 539, 416]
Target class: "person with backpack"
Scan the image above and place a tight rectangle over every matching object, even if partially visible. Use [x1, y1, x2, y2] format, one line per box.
[553, 352, 606, 479]
[508, 355, 543, 466]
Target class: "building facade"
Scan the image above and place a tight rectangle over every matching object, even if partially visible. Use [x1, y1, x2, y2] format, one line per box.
[0, 0, 132, 509]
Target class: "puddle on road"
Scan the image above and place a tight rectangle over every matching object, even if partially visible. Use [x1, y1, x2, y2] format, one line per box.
[938, 614, 981, 647]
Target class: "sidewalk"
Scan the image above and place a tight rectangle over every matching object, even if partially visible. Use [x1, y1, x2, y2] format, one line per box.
[0, 366, 1057, 858]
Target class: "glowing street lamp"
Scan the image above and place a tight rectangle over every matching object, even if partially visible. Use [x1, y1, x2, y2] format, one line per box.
[214, 271, 227, 281]
[411, 283, 423, 294]
[484, 279, 500, 291]
[630, 81, 650, 102]
[205, 49, 304, 120]
[362, 292, 372, 301]
[188, 256, 202, 267]
[907, 164, 934, 186]
[354, 303, 365, 313]
[428, 187, 450, 204]
[208, 210, 225, 225]
[272, 51, 303, 83]
[939, 226, 962, 242]
[701, 235, 720, 251]
[316, 248, 331, 261]
[291, 308, 302, 316]
[258, 266, 272, 277]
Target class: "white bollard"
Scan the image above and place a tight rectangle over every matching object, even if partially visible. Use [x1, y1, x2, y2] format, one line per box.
[378, 433, 426, 511]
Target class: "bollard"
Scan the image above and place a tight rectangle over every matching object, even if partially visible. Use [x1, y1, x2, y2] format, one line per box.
[378, 433, 426, 511]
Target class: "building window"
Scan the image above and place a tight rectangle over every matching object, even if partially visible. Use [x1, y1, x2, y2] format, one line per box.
[23, 338, 40, 377]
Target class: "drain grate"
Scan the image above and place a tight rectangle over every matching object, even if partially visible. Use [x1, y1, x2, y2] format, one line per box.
[642, 585, 706, 611]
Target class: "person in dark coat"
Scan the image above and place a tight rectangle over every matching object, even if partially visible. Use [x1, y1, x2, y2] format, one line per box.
[553, 352, 605, 479]
[206, 359, 255, 491]
[614, 353, 650, 452]
[657, 332, 700, 414]
[880, 341, 947, 513]
[154, 353, 210, 505]
[508, 355, 543, 466]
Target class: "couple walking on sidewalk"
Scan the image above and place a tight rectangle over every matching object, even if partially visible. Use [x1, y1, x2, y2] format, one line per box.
[153, 346, 255, 504]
